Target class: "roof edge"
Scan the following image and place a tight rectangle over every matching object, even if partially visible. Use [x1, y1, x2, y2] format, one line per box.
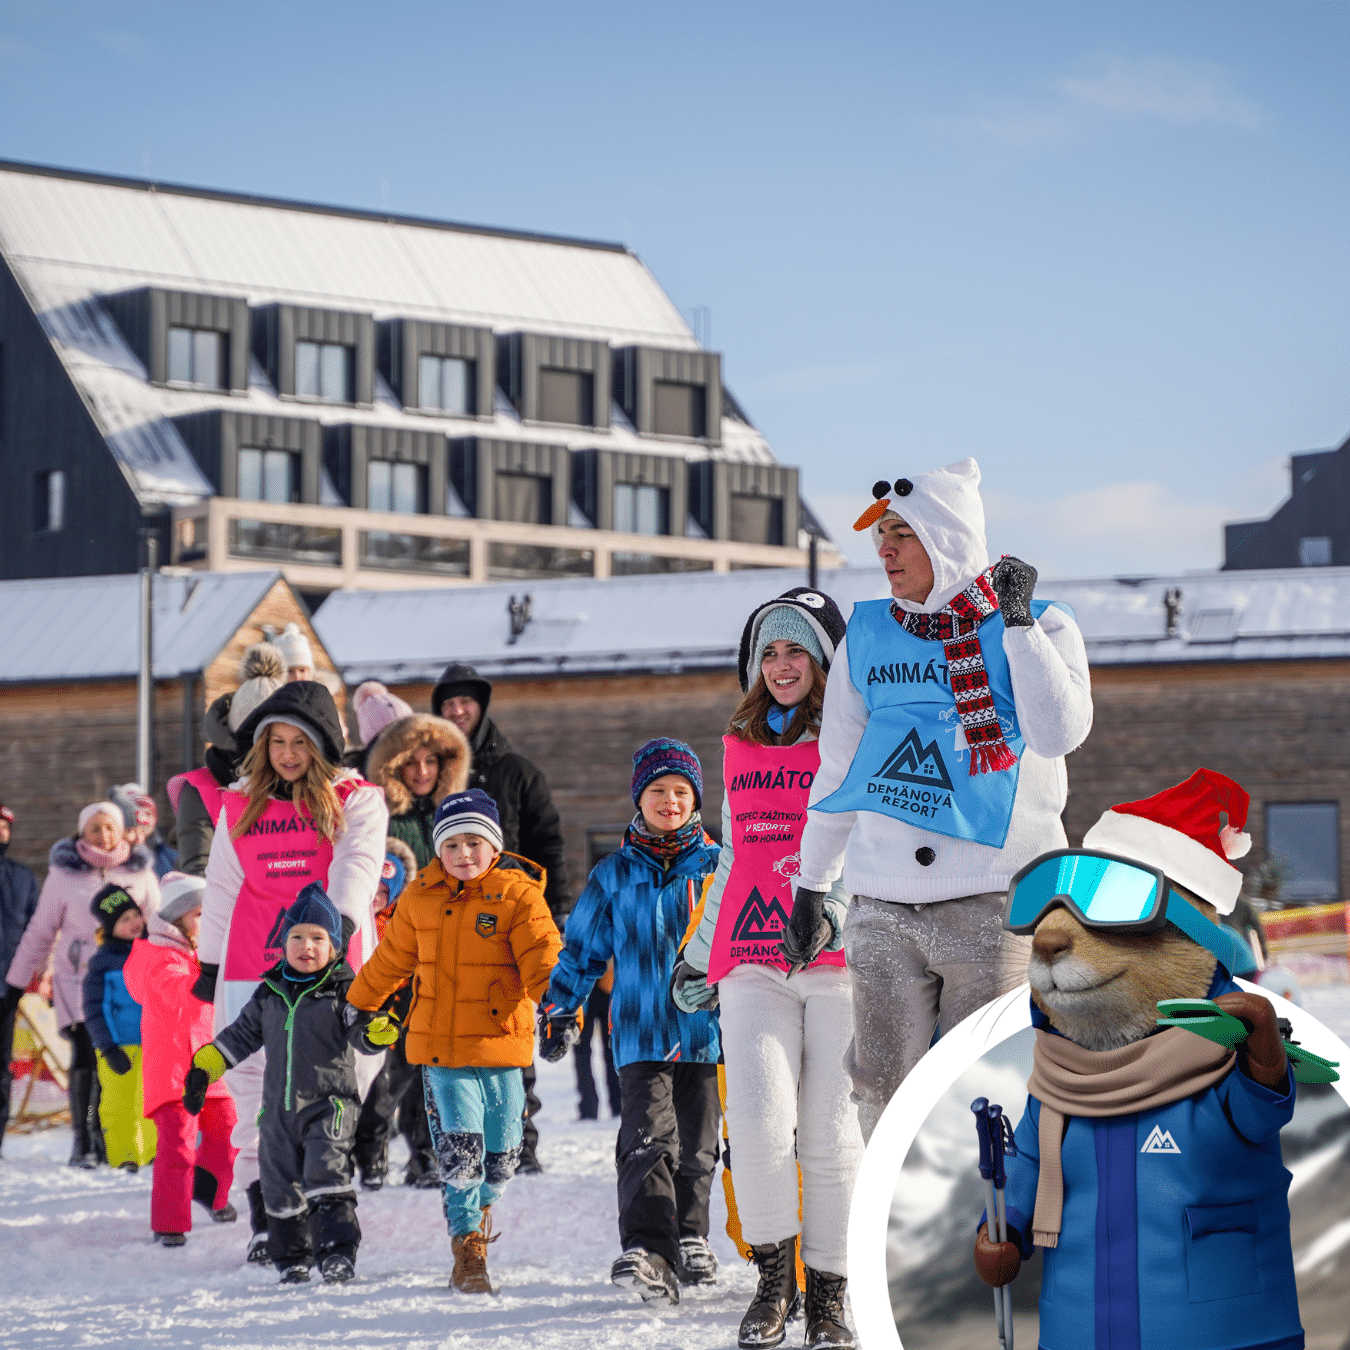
[0, 157, 630, 256]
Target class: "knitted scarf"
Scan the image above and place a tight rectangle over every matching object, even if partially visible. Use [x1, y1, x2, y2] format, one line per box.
[892, 565, 1015, 775]
[1026, 1027, 1235, 1248]
[626, 812, 705, 871]
[76, 837, 131, 870]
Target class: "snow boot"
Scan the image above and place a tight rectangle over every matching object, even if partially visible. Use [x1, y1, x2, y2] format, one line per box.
[739, 1237, 799, 1348]
[153, 1232, 187, 1247]
[359, 1167, 386, 1192]
[610, 1247, 680, 1304]
[675, 1235, 719, 1285]
[450, 1210, 497, 1294]
[279, 1264, 310, 1285]
[403, 1152, 437, 1189]
[319, 1254, 355, 1284]
[245, 1181, 271, 1264]
[211, 1202, 238, 1223]
[803, 1267, 853, 1348]
[66, 1069, 100, 1168]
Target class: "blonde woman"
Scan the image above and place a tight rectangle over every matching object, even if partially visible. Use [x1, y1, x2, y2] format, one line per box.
[197, 682, 387, 1262]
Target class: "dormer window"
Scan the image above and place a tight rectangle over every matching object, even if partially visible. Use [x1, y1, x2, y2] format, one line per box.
[296, 341, 354, 403]
[367, 459, 425, 514]
[614, 482, 668, 536]
[238, 447, 300, 504]
[253, 304, 373, 406]
[498, 333, 610, 430]
[419, 355, 473, 415]
[167, 327, 227, 390]
[538, 368, 594, 428]
[614, 347, 721, 445]
[105, 287, 248, 393]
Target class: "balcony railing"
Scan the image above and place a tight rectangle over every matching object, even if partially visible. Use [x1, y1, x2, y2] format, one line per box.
[171, 497, 824, 591]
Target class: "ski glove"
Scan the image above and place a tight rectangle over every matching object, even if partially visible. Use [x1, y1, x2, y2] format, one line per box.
[670, 959, 718, 1013]
[183, 1043, 227, 1115]
[191, 962, 218, 1006]
[537, 1003, 583, 1063]
[779, 887, 833, 977]
[990, 556, 1037, 628]
[102, 1046, 132, 1076]
[363, 1013, 400, 1048]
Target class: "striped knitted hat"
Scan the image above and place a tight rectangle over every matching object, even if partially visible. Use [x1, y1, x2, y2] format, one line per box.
[432, 789, 504, 853]
[631, 738, 703, 808]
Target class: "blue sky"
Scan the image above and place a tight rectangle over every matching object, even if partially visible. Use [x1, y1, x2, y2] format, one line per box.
[3, 0, 1348, 576]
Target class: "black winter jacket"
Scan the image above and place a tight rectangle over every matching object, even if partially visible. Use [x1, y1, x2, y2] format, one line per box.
[0, 854, 39, 980]
[467, 716, 571, 919]
[214, 958, 378, 1116]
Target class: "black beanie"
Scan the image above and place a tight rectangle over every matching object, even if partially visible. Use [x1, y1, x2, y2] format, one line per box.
[430, 662, 492, 718]
[234, 681, 346, 766]
[90, 883, 140, 938]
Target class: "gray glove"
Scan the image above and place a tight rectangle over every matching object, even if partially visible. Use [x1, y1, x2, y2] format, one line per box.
[779, 888, 833, 976]
[991, 556, 1037, 628]
[670, 959, 718, 1013]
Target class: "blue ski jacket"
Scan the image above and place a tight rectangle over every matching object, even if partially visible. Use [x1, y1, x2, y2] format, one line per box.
[82, 938, 143, 1049]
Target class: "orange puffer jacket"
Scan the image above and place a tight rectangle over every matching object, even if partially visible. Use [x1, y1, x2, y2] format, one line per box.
[347, 852, 561, 1069]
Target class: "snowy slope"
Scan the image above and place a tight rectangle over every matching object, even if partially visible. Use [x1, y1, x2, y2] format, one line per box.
[0, 1055, 768, 1350]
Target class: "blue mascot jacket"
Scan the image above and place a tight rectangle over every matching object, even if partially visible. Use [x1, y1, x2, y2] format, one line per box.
[1002, 971, 1302, 1350]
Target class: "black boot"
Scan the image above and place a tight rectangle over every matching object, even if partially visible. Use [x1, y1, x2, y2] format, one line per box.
[246, 1181, 271, 1264]
[803, 1267, 854, 1348]
[66, 1069, 99, 1168]
[739, 1237, 799, 1348]
[87, 1071, 107, 1164]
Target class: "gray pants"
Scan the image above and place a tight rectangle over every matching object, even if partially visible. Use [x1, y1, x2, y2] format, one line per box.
[842, 892, 1030, 1141]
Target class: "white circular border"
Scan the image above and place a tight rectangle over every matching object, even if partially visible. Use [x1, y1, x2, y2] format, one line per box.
[846, 980, 1350, 1349]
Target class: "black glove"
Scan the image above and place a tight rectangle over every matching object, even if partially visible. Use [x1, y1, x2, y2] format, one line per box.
[102, 1046, 132, 1076]
[537, 1003, 582, 1063]
[990, 556, 1037, 628]
[670, 959, 719, 1012]
[1, 983, 25, 1016]
[191, 962, 218, 1005]
[182, 1067, 210, 1116]
[779, 888, 832, 976]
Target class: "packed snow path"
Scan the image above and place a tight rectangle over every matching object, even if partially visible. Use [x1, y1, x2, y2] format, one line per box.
[0, 1056, 766, 1350]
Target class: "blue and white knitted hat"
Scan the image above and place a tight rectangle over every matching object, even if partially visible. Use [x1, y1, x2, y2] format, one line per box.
[432, 789, 504, 853]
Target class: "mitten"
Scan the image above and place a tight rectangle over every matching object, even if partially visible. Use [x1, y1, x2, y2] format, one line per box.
[102, 1045, 132, 1076]
[974, 1221, 1022, 1287]
[191, 962, 218, 1005]
[183, 1043, 227, 1115]
[537, 1003, 583, 1063]
[364, 1013, 400, 1048]
[1214, 990, 1289, 1089]
[670, 959, 718, 1013]
[990, 556, 1037, 628]
[779, 887, 832, 975]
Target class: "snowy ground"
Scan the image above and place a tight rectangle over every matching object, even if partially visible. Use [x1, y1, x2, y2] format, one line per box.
[0, 1055, 768, 1350]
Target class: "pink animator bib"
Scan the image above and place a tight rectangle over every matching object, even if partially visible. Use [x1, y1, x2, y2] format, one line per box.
[707, 734, 846, 983]
[166, 765, 226, 822]
[219, 781, 360, 980]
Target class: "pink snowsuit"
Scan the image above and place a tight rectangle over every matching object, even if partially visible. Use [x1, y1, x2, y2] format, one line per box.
[123, 918, 237, 1234]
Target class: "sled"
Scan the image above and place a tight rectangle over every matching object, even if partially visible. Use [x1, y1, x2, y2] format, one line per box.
[6, 994, 71, 1132]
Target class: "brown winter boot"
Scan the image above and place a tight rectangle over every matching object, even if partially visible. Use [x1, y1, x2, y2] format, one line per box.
[450, 1208, 497, 1294]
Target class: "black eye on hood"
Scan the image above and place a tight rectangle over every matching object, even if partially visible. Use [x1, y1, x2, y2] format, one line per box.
[894, 478, 914, 497]
[871, 480, 891, 500]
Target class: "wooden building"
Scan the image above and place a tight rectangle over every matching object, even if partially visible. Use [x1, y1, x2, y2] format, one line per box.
[0, 570, 340, 878]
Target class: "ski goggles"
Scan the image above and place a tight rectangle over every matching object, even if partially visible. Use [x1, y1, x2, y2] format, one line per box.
[1004, 849, 1257, 975]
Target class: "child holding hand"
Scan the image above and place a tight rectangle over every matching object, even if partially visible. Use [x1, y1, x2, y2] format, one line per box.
[122, 872, 239, 1246]
[346, 790, 562, 1295]
[183, 884, 393, 1285]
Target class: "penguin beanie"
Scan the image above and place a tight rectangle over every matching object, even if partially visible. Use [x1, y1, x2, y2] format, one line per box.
[631, 738, 702, 808]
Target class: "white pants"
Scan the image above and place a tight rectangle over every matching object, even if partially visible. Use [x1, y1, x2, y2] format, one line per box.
[719, 963, 864, 1276]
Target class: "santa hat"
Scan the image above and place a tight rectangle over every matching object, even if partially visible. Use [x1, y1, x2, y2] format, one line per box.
[1082, 769, 1252, 916]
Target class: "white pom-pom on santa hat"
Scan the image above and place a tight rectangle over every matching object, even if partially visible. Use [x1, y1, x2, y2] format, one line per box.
[1082, 768, 1252, 916]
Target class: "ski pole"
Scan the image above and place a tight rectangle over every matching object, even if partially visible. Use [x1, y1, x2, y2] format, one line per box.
[989, 1104, 1015, 1350]
[971, 1099, 1007, 1350]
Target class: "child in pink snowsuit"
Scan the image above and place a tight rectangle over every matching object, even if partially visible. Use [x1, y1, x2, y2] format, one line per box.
[123, 873, 238, 1246]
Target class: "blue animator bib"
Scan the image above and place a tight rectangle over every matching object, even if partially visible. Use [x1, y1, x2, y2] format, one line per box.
[813, 597, 1058, 848]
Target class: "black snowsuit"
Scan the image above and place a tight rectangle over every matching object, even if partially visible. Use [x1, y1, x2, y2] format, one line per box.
[214, 957, 378, 1269]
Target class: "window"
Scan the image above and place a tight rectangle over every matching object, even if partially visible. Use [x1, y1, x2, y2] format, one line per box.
[614, 483, 669, 536]
[167, 327, 226, 389]
[1266, 802, 1340, 902]
[296, 341, 354, 402]
[366, 460, 425, 515]
[494, 473, 551, 525]
[731, 493, 784, 546]
[418, 355, 474, 414]
[538, 368, 594, 426]
[238, 447, 299, 503]
[1299, 536, 1332, 567]
[652, 380, 707, 439]
[33, 470, 66, 532]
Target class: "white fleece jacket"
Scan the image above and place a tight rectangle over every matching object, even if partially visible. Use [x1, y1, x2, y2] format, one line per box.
[796, 457, 1094, 904]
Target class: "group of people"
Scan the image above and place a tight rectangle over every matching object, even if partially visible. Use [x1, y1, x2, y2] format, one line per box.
[0, 457, 1102, 1350]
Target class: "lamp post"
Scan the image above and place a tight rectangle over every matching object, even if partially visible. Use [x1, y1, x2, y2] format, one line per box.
[136, 530, 158, 792]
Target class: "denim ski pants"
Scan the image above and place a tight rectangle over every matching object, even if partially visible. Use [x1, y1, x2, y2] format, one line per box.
[423, 1065, 525, 1236]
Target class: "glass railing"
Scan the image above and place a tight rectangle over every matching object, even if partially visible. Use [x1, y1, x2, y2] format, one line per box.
[228, 519, 341, 566]
[611, 552, 715, 577]
[359, 531, 471, 575]
[487, 542, 594, 581]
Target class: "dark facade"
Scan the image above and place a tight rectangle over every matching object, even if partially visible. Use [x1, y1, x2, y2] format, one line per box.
[1224, 435, 1350, 569]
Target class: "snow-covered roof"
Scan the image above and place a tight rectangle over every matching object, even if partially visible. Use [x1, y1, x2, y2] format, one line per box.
[0, 160, 777, 508]
[315, 564, 1350, 683]
[0, 570, 289, 682]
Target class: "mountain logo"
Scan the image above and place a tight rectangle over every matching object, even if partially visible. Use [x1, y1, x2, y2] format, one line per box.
[731, 888, 790, 943]
[264, 907, 289, 955]
[875, 728, 954, 790]
[1140, 1126, 1181, 1155]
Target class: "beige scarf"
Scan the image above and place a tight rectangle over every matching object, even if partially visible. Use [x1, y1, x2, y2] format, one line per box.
[1027, 1027, 1234, 1247]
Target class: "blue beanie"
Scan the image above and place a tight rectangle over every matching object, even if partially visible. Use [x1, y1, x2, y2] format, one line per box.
[384, 852, 408, 906]
[433, 789, 504, 853]
[631, 738, 702, 808]
[282, 882, 343, 951]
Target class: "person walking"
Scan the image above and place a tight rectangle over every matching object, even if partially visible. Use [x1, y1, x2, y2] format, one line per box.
[794, 458, 1093, 1140]
[0, 802, 40, 1152]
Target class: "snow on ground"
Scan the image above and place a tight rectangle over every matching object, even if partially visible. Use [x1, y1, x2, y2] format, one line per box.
[0, 1055, 764, 1350]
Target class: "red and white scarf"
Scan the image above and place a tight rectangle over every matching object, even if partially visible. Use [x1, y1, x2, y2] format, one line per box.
[892, 566, 1017, 775]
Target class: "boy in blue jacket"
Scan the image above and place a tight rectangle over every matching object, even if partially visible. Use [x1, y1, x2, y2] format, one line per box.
[540, 738, 721, 1305]
[82, 884, 156, 1170]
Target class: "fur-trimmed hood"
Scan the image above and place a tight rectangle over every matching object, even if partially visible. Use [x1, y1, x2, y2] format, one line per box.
[365, 714, 471, 817]
[48, 837, 153, 875]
